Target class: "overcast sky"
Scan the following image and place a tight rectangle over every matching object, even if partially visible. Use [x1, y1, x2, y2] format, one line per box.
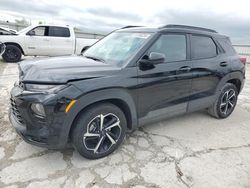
[0, 0, 250, 44]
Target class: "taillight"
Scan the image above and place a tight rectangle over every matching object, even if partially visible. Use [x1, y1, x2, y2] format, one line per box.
[240, 57, 247, 65]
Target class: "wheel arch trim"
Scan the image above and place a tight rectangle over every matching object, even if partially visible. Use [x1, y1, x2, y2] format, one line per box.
[215, 71, 244, 95]
[4, 42, 25, 55]
[59, 88, 138, 147]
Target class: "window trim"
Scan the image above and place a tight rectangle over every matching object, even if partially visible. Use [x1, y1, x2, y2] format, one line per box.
[141, 33, 189, 64]
[190, 34, 219, 60]
[214, 38, 227, 54]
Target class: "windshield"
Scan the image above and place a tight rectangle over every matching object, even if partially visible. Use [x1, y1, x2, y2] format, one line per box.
[83, 32, 152, 67]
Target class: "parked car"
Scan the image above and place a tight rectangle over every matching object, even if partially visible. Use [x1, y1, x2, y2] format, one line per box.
[0, 26, 17, 35]
[0, 24, 98, 62]
[9, 25, 245, 159]
[0, 42, 6, 56]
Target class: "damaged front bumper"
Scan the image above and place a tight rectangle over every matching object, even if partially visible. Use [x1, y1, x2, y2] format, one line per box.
[8, 83, 82, 149]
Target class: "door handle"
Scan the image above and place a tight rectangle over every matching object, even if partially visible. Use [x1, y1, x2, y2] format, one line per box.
[43, 39, 50, 42]
[220, 62, 228, 67]
[178, 66, 191, 72]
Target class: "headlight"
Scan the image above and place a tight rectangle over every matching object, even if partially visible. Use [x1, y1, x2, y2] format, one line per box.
[25, 84, 66, 93]
[31, 103, 45, 117]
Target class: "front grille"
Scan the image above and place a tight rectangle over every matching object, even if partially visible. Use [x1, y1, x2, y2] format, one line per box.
[10, 98, 24, 124]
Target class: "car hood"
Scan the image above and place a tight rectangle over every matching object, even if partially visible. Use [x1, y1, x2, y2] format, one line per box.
[19, 56, 121, 84]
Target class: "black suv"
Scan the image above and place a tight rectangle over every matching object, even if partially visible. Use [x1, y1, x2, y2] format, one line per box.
[9, 25, 245, 159]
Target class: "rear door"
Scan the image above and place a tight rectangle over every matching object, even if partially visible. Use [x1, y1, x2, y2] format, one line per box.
[47, 26, 74, 56]
[24, 26, 50, 55]
[188, 34, 229, 111]
[137, 33, 193, 124]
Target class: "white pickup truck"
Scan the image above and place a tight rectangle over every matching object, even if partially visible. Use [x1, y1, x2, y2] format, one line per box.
[0, 24, 98, 62]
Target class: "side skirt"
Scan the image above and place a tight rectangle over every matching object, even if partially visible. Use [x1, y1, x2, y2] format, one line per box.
[187, 95, 216, 113]
[138, 103, 187, 126]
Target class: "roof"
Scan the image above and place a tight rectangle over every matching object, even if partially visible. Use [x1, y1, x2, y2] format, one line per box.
[31, 24, 71, 28]
[159, 24, 217, 33]
[118, 24, 227, 38]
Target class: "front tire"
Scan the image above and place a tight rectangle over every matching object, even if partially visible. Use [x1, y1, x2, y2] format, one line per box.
[71, 103, 127, 159]
[208, 83, 238, 119]
[2, 45, 22, 62]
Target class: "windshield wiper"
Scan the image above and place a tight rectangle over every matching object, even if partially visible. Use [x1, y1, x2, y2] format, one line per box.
[84, 55, 106, 63]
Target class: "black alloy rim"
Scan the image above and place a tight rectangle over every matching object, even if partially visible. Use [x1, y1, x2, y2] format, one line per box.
[6, 49, 18, 60]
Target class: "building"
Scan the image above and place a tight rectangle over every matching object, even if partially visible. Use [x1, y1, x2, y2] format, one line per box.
[233, 45, 250, 63]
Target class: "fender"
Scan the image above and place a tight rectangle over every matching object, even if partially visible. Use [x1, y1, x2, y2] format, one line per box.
[58, 88, 138, 147]
[4, 42, 26, 55]
[215, 71, 244, 95]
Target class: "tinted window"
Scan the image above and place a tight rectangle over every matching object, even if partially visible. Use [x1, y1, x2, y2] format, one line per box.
[29, 26, 47, 36]
[49, 27, 70, 37]
[192, 35, 217, 59]
[217, 38, 236, 55]
[148, 34, 186, 62]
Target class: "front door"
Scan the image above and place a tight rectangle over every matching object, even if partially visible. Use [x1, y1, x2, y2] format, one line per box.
[137, 33, 193, 124]
[24, 26, 50, 56]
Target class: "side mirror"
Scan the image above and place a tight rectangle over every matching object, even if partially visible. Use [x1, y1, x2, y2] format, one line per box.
[149, 52, 166, 63]
[27, 30, 35, 36]
[139, 52, 166, 71]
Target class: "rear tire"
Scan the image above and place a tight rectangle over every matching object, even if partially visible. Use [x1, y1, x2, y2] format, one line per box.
[71, 103, 127, 159]
[208, 83, 238, 119]
[2, 45, 22, 63]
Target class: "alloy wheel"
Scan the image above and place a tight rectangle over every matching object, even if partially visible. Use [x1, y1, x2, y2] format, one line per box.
[6, 49, 18, 61]
[220, 88, 236, 115]
[83, 113, 122, 154]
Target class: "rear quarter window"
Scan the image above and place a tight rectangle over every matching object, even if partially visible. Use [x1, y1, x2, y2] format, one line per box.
[217, 38, 237, 55]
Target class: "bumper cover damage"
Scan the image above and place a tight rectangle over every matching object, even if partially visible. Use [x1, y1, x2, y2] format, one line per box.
[8, 84, 82, 149]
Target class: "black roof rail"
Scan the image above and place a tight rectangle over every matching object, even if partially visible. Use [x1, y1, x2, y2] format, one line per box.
[159, 24, 217, 33]
[120, 25, 143, 29]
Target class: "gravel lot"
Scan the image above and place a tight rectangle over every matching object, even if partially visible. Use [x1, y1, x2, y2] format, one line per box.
[0, 58, 250, 188]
